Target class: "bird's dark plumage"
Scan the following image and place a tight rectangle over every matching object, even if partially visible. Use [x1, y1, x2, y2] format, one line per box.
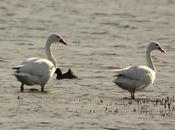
[55, 68, 78, 80]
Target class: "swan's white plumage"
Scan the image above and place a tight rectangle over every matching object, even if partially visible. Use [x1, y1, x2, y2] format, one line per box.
[113, 65, 155, 90]
[112, 42, 165, 99]
[15, 58, 55, 86]
[13, 34, 67, 92]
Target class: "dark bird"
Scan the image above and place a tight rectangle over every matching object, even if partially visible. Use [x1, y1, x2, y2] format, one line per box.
[55, 68, 78, 80]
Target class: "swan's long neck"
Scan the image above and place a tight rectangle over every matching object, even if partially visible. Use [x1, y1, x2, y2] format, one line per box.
[146, 47, 155, 71]
[45, 40, 57, 67]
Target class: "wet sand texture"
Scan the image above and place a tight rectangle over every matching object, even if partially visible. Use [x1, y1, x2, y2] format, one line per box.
[0, 0, 175, 129]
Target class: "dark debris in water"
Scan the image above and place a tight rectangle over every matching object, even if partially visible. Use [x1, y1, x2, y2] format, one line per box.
[74, 96, 175, 118]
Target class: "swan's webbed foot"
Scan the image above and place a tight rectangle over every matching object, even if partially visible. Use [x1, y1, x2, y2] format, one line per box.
[20, 84, 24, 92]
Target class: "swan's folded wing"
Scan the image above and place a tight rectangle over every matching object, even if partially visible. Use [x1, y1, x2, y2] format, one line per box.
[110, 66, 133, 73]
[12, 65, 24, 70]
[22, 59, 51, 71]
[13, 57, 40, 70]
[22, 57, 40, 65]
[113, 66, 151, 80]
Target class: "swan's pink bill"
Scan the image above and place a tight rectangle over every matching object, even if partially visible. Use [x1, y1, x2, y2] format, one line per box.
[59, 38, 68, 45]
[159, 47, 166, 53]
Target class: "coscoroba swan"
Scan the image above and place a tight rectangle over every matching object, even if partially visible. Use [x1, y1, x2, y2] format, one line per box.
[13, 34, 67, 92]
[111, 42, 165, 99]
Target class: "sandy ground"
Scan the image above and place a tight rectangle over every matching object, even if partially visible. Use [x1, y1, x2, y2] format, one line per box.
[0, 0, 175, 129]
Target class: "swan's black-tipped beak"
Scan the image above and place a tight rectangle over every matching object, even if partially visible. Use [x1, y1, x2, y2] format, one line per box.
[159, 47, 166, 53]
[59, 39, 68, 45]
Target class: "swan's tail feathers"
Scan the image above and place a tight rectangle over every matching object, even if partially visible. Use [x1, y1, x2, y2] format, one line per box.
[113, 74, 123, 77]
[12, 66, 21, 73]
[12, 67, 20, 70]
[110, 69, 124, 73]
[110, 69, 124, 78]
[12, 65, 23, 70]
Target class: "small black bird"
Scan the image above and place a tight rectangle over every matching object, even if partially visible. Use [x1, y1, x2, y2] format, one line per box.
[55, 68, 78, 80]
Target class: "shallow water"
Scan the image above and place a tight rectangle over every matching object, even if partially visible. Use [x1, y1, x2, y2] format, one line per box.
[0, 0, 175, 129]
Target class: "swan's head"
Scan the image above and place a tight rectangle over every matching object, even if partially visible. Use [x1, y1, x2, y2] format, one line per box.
[148, 41, 166, 53]
[48, 34, 67, 45]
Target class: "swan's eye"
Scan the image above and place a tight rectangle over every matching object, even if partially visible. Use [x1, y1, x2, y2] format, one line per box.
[154, 43, 159, 46]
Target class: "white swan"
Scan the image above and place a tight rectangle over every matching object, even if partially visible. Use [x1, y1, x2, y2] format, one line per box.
[13, 34, 67, 92]
[111, 42, 165, 99]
